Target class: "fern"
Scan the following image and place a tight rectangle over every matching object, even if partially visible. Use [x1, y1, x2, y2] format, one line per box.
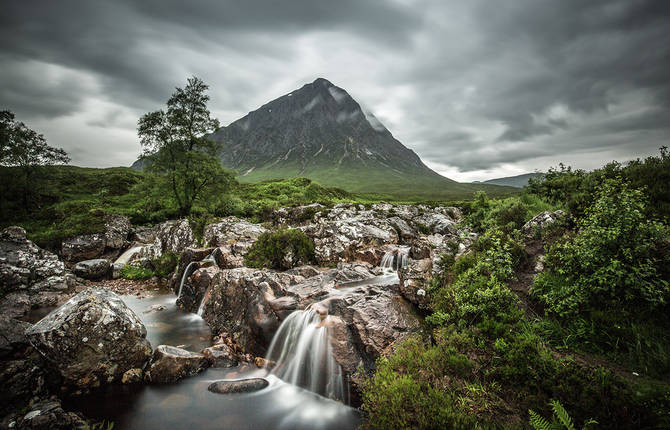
[529, 409, 556, 430]
[529, 400, 597, 430]
[551, 399, 575, 430]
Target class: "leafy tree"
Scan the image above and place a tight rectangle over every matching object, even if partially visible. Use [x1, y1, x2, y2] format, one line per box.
[137, 77, 233, 216]
[0, 110, 70, 212]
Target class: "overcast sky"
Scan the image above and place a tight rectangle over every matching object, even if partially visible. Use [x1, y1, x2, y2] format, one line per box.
[1, 0, 669, 182]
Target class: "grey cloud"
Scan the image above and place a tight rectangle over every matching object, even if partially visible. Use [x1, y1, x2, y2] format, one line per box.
[0, 0, 668, 177]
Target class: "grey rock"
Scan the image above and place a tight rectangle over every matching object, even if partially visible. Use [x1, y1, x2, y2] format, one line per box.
[208, 378, 269, 394]
[73, 259, 110, 280]
[146, 345, 209, 383]
[26, 287, 152, 388]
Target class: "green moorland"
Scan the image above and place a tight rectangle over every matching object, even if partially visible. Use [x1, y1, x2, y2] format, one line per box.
[0, 164, 505, 250]
[361, 149, 670, 429]
[234, 158, 518, 199]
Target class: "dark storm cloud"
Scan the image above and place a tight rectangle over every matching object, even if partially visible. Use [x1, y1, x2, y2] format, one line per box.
[0, 0, 668, 177]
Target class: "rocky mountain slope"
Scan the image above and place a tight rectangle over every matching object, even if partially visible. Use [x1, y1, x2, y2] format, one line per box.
[207, 78, 512, 198]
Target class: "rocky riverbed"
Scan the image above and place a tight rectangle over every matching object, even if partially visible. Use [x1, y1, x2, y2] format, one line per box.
[0, 202, 492, 429]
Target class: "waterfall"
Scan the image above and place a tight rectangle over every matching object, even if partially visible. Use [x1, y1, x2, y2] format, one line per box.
[196, 286, 210, 317]
[113, 246, 143, 266]
[177, 261, 198, 299]
[265, 309, 348, 404]
[380, 250, 409, 272]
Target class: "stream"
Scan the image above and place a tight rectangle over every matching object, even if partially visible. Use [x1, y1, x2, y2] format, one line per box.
[61, 293, 361, 430]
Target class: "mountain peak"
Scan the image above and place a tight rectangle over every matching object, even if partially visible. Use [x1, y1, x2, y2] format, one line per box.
[312, 77, 334, 87]
[207, 78, 456, 193]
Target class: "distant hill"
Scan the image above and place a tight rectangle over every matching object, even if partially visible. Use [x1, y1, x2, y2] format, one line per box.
[473, 172, 544, 188]
[205, 78, 514, 198]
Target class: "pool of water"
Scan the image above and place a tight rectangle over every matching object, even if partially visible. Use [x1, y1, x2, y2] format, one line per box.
[56, 293, 360, 429]
[121, 293, 212, 352]
[66, 365, 361, 430]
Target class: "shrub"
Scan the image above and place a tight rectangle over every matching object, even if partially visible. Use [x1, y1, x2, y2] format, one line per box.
[532, 178, 670, 318]
[244, 228, 315, 270]
[120, 265, 153, 280]
[150, 252, 178, 279]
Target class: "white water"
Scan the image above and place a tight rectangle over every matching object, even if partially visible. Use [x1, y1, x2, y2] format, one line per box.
[265, 309, 348, 404]
[380, 250, 409, 272]
[113, 246, 143, 266]
[177, 261, 198, 300]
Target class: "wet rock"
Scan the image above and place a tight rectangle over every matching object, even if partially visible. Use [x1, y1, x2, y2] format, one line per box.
[121, 368, 143, 384]
[399, 258, 433, 309]
[413, 212, 458, 236]
[169, 247, 214, 299]
[522, 210, 565, 238]
[0, 317, 32, 359]
[207, 378, 269, 394]
[154, 219, 196, 254]
[345, 290, 421, 369]
[3, 397, 85, 430]
[301, 212, 398, 264]
[103, 214, 132, 250]
[285, 265, 321, 279]
[61, 215, 132, 263]
[61, 234, 105, 263]
[0, 292, 30, 320]
[26, 287, 152, 389]
[200, 268, 300, 355]
[177, 266, 219, 312]
[0, 227, 71, 317]
[253, 357, 269, 368]
[202, 344, 238, 368]
[145, 345, 209, 383]
[73, 259, 110, 280]
[387, 216, 417, 241]
[203, 217, 267, 252]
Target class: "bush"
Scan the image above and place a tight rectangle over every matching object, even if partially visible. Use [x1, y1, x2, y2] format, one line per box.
[244, 229, 315, 270]
[532, 178, 670, 318]
[150, 252, 178, 279]
[120, 265, 154, 280]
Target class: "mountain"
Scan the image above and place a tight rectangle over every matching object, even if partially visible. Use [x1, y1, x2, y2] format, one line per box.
[473, 172, 545, 188]
[207, 78, 513, 198]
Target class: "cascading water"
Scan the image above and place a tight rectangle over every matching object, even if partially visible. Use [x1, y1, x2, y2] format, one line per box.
[177, 261, 198, 299]
[265, 308, 348, 404]
[380, 249, 409, 272]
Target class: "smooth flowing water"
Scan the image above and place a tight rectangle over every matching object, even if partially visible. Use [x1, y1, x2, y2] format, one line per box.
[64, 293, 359, 429]
[66, 366, 360, 430]
[265, 309, 348, 404]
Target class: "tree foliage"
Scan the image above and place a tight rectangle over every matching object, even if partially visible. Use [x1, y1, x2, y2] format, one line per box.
[0, 110, 70, 212]
[137, 77, 233, 216]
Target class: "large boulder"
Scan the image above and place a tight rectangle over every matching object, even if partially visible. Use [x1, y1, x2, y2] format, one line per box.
[200, 268, 301, 354]
[26, 287, 152, 389]
[73, 258, 110, 280]
[154, 219, 196, 254]
[301, 212, 398, 264]
[61, 215, 132, 262]
[145, 345, 209, 383]
[203, 217, 268, 258]
[0, 227, 73, 317]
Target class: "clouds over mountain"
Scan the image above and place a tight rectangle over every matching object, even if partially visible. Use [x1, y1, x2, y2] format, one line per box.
[1, 0, 668, 180]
